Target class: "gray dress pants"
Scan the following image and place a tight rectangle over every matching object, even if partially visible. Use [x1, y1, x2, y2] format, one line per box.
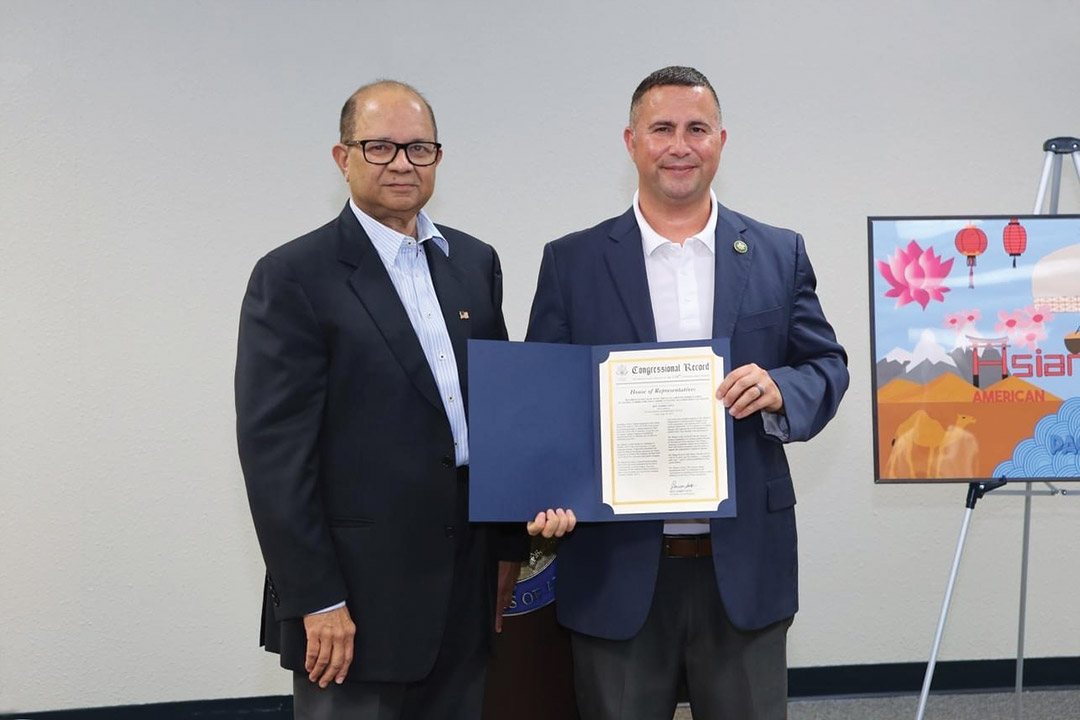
[571, 553, 791, 720]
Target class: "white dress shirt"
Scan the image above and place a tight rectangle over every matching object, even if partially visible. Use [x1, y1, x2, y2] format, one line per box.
[634, 191, 718, 536]
[350, 199, 469, 467]
[634, 192, 790, 535]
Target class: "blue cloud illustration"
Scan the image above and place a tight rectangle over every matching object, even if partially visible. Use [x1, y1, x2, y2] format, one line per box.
[992, 397, 1080, 479]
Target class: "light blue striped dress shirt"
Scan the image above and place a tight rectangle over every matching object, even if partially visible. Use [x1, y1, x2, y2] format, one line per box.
[350, 199, 469, 467]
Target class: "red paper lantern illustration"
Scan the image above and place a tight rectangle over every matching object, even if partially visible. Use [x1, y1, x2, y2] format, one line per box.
[954, 224, 987, 288]
[1002, 217, 1027, 268]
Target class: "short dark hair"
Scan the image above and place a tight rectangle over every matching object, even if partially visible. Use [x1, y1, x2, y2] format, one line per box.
[629, 66, 722, 127]
[339, 80, 438, 142]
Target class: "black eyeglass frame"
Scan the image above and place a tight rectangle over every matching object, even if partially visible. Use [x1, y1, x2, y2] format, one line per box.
[342, 139, 443, 166]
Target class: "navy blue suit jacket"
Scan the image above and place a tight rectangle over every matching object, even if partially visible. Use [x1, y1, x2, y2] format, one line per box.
[525, 204, 848, 639]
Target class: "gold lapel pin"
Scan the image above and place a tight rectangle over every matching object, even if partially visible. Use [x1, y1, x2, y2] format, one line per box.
[459, 311, 470, 320]
[733, 239, 748, 254]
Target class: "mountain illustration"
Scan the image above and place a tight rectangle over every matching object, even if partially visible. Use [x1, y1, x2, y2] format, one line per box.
[904, 359, 963, 384]
[877, 378, 923, 401]
[887, 329, 962, 384]
[922, 373, 979, 401]
[876, 330, 970, 387]
[911, 329, 956, 368]
[948, 347, 975, 380]
[883, 347, 913, 364]
[875, 359, 908, 386]
[878, 373, 978, 403]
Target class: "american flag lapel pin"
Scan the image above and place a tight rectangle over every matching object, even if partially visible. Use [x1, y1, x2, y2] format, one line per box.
[459, 311, 469, 320]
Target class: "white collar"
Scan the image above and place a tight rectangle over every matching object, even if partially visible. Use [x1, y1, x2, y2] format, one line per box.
[632, 190, 718, 255]
[349, 198, 448, 268]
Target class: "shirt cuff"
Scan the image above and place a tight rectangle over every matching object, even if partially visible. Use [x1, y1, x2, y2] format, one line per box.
[306, 600, 346, 616]
[761, 411, 790, 442]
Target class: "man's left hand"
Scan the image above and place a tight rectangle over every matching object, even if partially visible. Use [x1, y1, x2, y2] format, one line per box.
[716, 363, 783, 419]
[495, 561, 521, 633]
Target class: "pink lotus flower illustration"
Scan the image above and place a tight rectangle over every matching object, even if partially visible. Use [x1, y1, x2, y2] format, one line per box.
[961, 309, 981, 324]
[877, 241, 954, 309]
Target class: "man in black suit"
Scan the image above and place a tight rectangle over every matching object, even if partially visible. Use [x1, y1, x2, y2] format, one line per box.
[236, 80, 525, 720]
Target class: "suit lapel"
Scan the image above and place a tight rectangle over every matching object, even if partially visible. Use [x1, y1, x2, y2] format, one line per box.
[335, 204, 445, 414]
[425, 235, 471, 413]
[604, 208, 657, 343]
[712, 205, 752, 338]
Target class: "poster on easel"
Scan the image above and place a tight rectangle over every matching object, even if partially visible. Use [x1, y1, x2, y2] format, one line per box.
[869, 215, 1080, 483]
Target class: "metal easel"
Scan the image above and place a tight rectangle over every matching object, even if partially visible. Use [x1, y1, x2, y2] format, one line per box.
[915, 136, 1080, 720]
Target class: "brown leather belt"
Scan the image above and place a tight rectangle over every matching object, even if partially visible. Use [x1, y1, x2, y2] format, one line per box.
[662, 534, 712, 558]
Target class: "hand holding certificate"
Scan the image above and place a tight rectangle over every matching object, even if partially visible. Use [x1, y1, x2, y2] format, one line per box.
[467, 339, 738, 523]
[526, 508, 578, 538]
[716, 362, 785, 419]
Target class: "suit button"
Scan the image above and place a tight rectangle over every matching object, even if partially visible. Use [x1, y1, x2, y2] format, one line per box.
[445, 525, 456, 538]
[441, 456, 453, 468]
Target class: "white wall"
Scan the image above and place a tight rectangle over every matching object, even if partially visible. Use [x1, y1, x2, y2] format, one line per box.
[2, 0, 1078, 712]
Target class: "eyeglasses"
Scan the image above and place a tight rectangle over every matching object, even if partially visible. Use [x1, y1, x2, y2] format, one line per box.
[342, 139, 442, 166]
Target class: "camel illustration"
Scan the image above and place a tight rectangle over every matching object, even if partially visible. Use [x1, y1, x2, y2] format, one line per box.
[934, 415, 978, 478]
[885, 411, 977, 479]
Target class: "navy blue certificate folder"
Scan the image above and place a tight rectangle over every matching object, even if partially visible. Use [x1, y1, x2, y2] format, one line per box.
[467, 339, 737, 522]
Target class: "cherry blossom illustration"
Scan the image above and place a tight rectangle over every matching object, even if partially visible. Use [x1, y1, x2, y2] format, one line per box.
[1014, 324, 1048, 351]
[943, 311, 964, 330]
[877, 241, 954, 310]
[1024, 305, 1055, 326]
[960, 309, 981, 326]
[994, 309, 1027, 336]
[995, 307, 1052, 350]
[943, 309, 981, 348]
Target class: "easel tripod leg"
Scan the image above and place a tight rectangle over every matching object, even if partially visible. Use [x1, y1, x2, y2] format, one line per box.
[915, 505, 975, 720]
[1015, 482, 1033, 720]
[1032, 151, 1055, 213]
[916, 481, 1005, 720]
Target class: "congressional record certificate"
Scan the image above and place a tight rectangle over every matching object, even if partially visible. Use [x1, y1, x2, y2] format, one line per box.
[597, 346, 728, 515]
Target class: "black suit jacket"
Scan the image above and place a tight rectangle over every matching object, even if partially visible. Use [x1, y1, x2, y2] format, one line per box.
[236, 203, 522, 682]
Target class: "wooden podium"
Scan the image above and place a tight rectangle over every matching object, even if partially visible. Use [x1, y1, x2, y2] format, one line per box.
[482, 542, 579, 719]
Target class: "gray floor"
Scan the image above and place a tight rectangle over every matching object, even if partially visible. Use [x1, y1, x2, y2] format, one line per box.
[671, 688, 1080, 719]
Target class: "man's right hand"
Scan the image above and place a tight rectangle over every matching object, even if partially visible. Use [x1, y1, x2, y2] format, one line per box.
[303, 605, 356, 687]
[527, 508, 577, 538]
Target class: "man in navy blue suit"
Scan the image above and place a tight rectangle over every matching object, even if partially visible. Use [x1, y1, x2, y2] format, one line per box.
[525, 67, 849, 719]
